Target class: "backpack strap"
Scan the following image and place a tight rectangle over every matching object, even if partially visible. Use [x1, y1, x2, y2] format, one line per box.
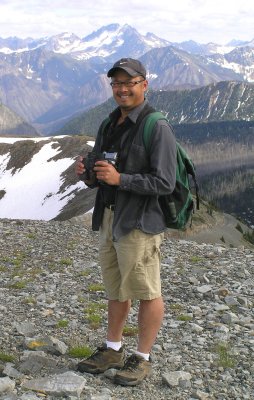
[143, 112, 167, 151]
[101, 117, 111, 132]
[100, 116, 111, 139]
[143, 112, 200, 210]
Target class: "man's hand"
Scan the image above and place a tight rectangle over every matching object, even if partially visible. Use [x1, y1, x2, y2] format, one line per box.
[75, 156, 85, 176]
[75, 155, 96, 185]
[94, 160, 120, 185]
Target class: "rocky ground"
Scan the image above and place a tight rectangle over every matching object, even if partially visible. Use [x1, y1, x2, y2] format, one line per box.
[0, 218, 253, 400]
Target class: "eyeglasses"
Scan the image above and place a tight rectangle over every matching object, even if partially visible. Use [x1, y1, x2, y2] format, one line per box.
[110, 79, 145, 88]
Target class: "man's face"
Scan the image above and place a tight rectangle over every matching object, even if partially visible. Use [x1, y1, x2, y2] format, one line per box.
[110, 70, 148, 111]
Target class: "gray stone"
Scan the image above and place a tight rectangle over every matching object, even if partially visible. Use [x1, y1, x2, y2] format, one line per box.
[19, 353, 58, 374]
[22, 371, 86, 397]
[214, 304, 230, 311]
[221, 312, 239, 324]
[50, 336, 68, 354]
[192, 389, 210, 399]
[20, 392, 42, 400]
[189, 323, 204, 333]
[0, 377, 15, 394]
[3, 364, 23, 379]
[224, 296, 239, 306]
[24, 336, 67, 355]
[103, 369, 117, 380]
[0, 395, 17, 400]
[189, 276, 199, 285]
[153, 344, 162, 352]
[162, 371, 192, 387]
[13, 322, 36, 337]
[197, 285, 212, 294]
[237, 296, 249, 307]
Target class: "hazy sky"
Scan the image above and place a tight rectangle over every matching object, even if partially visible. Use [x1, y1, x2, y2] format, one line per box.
[0, 0, 253, 44]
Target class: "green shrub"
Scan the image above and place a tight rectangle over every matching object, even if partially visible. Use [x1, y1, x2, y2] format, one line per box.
[169, 303, 184, 313]
[22, 296, 37, 305]
[69, 345, 93, 358]
[59, 258, 73, 266]
[214, 343, 237, 368]
[88, 283, 104, 292]
[177, 314, 193, 322]
[86, 314, 102, 329]
[0, 352, 15, 362]
[123, 325, 138, 337]
[84, 302, 107, 314]
[8, 280, 27, 289]
[189, 256, 203, 263]
[56, 319, 69, 328]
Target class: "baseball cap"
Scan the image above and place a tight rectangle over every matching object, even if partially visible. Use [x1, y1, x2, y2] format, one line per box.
[107, 58, 146, 79]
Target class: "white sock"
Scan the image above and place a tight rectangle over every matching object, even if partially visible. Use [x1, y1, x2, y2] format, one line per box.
[135, 350, 150, 361]
[106, 340, 122, 351]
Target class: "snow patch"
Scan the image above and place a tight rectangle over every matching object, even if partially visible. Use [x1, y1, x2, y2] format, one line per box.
[0, 141, 78, 220]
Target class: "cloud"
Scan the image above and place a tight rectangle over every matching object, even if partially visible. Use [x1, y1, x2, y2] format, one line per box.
[0, 0, 253, 44]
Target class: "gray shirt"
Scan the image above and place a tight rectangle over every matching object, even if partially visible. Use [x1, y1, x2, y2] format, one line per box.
[92, 100, 177, 241]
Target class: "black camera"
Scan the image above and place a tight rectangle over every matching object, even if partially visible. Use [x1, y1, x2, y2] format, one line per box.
[80, 151, 118, 181]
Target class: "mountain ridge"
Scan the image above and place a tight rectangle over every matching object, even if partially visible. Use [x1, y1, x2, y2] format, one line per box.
[0, 24, 254, 135]
[1, 24, 253, 58]
[56, 80, 254, 137]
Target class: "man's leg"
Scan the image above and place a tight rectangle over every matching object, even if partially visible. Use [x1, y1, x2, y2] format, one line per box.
[77, 209, 127, 374]
[76, 298, 128, 374]
[137, 296, 164, 353]
[107, 299, 131, 341]
[114, 297, 164, 385]
[114, 230, 164, 386]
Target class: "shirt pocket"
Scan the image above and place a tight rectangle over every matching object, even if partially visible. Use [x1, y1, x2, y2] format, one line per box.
[124, 143, 149, 173]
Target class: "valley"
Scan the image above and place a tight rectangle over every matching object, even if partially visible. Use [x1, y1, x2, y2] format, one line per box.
[179, 127, 254, 229]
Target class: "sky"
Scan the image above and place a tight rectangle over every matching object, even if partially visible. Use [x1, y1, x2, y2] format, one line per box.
[0, 0, 253, 45]
[0, 137, 94, 220]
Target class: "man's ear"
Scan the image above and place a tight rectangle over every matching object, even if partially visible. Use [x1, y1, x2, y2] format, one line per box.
[143, 80, 148, 97]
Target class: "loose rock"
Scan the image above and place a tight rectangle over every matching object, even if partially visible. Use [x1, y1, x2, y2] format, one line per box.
[0, 218, 253, 399]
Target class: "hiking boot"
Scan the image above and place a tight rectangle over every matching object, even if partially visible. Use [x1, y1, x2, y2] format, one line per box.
[114, 354, 152, 386]
[77, 344, 125, 374]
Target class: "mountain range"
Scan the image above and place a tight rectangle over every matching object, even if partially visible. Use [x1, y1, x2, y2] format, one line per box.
[0, 24, 254, 135]
[56, 80, 254, 137]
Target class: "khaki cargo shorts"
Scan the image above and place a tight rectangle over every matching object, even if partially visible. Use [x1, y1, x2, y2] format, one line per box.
[99, 208, 164, 302]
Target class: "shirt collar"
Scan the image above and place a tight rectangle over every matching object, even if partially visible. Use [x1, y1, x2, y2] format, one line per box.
[109, 99, 148, 125]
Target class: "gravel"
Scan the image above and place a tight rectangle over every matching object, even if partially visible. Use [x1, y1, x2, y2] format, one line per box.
[0, 218, 253, 399]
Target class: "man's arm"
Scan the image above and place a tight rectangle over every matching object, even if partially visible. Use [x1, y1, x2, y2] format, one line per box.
[119, 120, 177, 196]
[75, 120, 106, 187]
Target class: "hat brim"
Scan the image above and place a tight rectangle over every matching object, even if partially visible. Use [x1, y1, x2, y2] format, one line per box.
[107, 66, 145, 78]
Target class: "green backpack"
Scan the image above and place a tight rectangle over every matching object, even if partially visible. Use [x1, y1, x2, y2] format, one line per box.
[143, 112, 199, 229]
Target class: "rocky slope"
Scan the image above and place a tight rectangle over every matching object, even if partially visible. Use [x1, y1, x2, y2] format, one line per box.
[0, 218, 253, 399]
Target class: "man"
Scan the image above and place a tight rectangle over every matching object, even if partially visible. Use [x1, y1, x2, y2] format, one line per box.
[75, 58, 176, 386]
